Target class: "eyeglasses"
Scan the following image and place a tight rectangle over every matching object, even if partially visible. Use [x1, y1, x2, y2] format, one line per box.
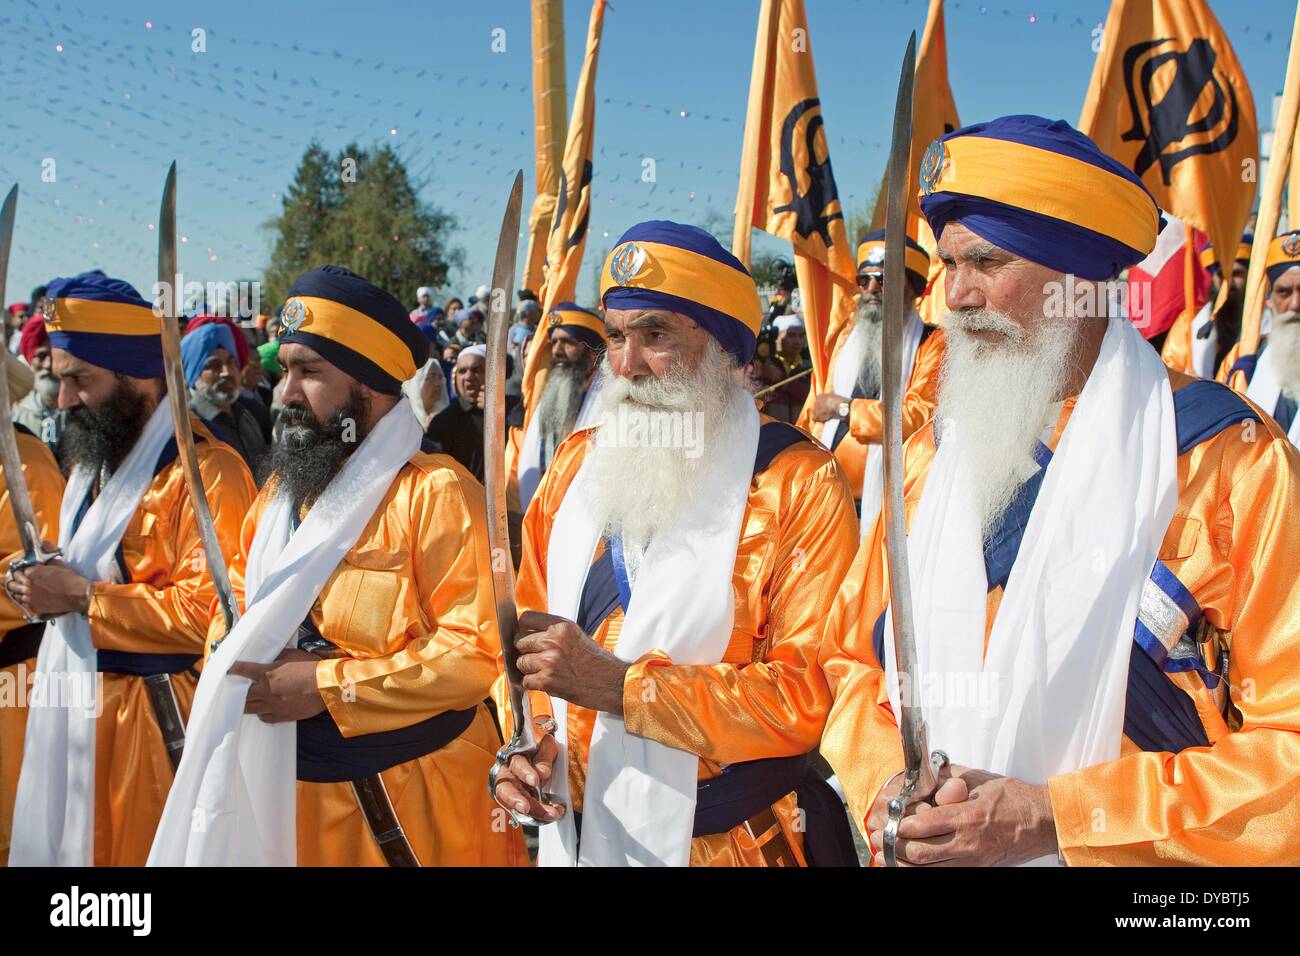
[855, 272, 884, 290]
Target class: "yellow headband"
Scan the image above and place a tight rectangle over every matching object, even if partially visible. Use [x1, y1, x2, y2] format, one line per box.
[599, 240, 762, 334]
[548, 307, 607, 341]
[1202, 242, 1252, 272]
[44, 298, 158, 336]
[922, 136, 1161, 253]
[1266, 233, 1300, 272]
[281, 295, 417, 382]
[855, 240, 931, 282]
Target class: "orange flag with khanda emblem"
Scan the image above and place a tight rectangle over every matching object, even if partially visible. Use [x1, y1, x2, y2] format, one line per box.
[1080, 0, 1257, 353]
[522, 0, 568, 294]
[733, 0, 855, 395]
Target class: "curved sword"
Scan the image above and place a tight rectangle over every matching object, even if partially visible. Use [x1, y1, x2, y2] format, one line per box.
[0, 185, 62, 620]
[879, 32, 949, 867]
[156, 162, 239, 636]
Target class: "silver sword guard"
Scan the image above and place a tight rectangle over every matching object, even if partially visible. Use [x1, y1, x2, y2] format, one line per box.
[3, 525, 63, 623]
[883, 748, 949, 867]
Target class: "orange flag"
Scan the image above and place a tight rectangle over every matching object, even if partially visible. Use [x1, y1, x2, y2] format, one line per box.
[522, 0, 568, 294]
[733, 0, 855, 394]
[1080, 0, 1258, 340]
[524, 0, 605, 413]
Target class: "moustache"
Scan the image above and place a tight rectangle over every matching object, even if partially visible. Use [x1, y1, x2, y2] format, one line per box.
[949, 308, 1026, 341]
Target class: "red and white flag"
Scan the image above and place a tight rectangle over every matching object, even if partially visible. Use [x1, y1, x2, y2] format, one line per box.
[1126, 214, 1209, 339]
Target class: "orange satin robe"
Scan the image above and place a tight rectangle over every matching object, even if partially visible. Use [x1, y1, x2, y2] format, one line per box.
[819, 371, 1300, 865]
[1160, 309, 1195, 375]
[85, 418, 254, 866]
[796, 325, 946, 500]
[515, 418, 859, 866]
[211, 451, 525, 867]
[0, 431, 65, 866]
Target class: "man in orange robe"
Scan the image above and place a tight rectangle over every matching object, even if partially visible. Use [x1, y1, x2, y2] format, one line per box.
[8, 271, 254, 866]
[821, 116, 1300, 866]
[804, 229, 946, 533]
[492, 221, 860, 866]
[0, 427, 64, 865]
[150, 266, 523, 867]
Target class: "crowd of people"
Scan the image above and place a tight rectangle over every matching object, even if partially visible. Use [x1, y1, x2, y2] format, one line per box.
[0, 113, 1297, 870]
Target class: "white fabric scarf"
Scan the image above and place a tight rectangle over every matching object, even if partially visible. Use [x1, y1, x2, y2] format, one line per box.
[11, 400, 176, 866]
[538, 391, 759, 866]
[518, 369, 604, 510]
[147, 398, 423, 866]
[1245, 342, 1300, 445]
[818, 310, 924, 541]
[883, 318, 1177, 866]
[1189, 300, 1218, 380]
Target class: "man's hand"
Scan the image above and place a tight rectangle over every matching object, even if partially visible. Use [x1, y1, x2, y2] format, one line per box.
[515, 610, 630, 714]
[491, 730, 565, 823]
[6, 557, 92, 618]
[811, 392, 849, 423]
[867, 764, 1058, 866]
[229, 648, 327, 723]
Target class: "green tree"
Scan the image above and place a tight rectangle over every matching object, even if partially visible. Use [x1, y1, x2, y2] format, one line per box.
[262, 142, 461, 312]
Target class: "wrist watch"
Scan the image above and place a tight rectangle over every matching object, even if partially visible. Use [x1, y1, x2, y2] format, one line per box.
[837, 400, 851, 420]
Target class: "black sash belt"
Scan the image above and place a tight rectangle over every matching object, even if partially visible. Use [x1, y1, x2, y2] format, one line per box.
[0, 622, 46, 669]
[296, 704, 478, 784]
[96, 651, 201, 677]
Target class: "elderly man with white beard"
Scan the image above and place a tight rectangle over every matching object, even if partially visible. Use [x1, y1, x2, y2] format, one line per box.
[491, 220, 861, 866]
[807, 230, 946, 533]
[1218, 231, 1300, 444]
[819, 115, 1300, 867]
[511, 302, 607, 509]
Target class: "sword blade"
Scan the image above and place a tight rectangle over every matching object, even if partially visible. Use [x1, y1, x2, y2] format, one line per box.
[483, 171, 526, 720]
[156, 162, 240, 633]
[880, 32, 936, 793]
[0, 185, 43, 561]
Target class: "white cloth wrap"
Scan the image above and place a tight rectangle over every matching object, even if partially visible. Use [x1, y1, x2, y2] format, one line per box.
[11, 400, 176, 866]
[882, 318, 1178, 866]
[538, 391, 759, 867]
[147, 398, 423, 866]
[1245, 342, 1300, 444]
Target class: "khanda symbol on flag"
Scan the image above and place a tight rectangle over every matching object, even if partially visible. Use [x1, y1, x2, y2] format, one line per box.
[1120, 35, 1242, 184]
[774, 98, 845, 248]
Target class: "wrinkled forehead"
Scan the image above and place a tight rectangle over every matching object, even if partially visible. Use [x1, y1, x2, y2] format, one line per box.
[602, 307, 697, 335]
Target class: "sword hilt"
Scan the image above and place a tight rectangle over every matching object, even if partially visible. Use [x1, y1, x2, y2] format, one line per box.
[3, 544, 64, 623]
[882, 749, 948, 868]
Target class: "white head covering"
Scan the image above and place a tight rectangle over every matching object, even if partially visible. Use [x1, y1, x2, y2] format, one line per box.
[458, 343, 488, 363]
[774, 314, 805, 333]
[416, 286, 432, 299]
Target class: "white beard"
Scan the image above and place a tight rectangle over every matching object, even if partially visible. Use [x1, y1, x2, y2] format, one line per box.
[535, 361, 587, 453]
[936, 308, 1081, 537]
[582, 340, 752, 567]
[1268, 312, 1300, 401]
[854, 299, 883, 397]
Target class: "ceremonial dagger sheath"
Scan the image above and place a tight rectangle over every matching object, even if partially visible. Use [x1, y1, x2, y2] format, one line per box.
[485, 171, 560, 826]
[879, 33, 949, 867]
[0, 185, 62, 619]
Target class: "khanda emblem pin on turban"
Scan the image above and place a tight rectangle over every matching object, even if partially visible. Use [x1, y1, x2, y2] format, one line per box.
[920, 139, 946, 196]
[610, 242, 649, 286]
[281, 298, 310, 334]
[1283, 234, 1300, 258]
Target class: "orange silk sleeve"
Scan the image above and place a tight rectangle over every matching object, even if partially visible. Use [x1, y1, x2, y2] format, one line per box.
[89, 433, 255, 655]
[1047, 431, 1300, 866]
[1215, 340, 1242, 386]
[619, 447, 859, 765]
[315, 460, 502, 737]
[203, 483, 262, 659]
[818, 425, 935, 834]
[0, 434, 64, 634]
[1159, 309, 1193, 375]
[848, 328, 945, 446]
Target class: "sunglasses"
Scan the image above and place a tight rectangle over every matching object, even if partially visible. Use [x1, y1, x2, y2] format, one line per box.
[855, 272, 884, 290]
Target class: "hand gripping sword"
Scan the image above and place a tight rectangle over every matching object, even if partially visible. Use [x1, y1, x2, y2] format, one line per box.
[878, 34, 949, 867]
[485, 171, 561, 827]
[0, 185, 62, 620]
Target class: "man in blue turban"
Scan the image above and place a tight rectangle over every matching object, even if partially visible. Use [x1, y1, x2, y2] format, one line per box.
[820, 116, 1300, 867]
[180, 321, 269, 474]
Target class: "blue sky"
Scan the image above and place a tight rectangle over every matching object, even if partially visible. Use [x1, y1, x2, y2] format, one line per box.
[1, 0, 1294, 309]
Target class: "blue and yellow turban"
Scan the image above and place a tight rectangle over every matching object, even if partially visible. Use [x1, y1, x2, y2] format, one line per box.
[1200, 235, 1252, 275]
[280, 265, 429, 395]
[43, 270, 162, 378]
[1266, 231, 1300, 285]
[600, 220, 763, 364]
[918, 115, 1163, 280]
[546, 302, 607, 351]
[856, 229, 932, 299]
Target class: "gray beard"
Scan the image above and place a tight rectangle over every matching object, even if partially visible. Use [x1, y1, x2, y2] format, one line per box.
[535, 362, 587, 452]
[854, 299, 883, 397]
[196, 378, 238, 408]
[1269, 312, 1300, 401]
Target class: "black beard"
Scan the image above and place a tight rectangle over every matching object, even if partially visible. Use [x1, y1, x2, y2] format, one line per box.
[1213, 284, 1244, 367]
[262, 386, 370, 511]
[58, 377, 155, 476]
